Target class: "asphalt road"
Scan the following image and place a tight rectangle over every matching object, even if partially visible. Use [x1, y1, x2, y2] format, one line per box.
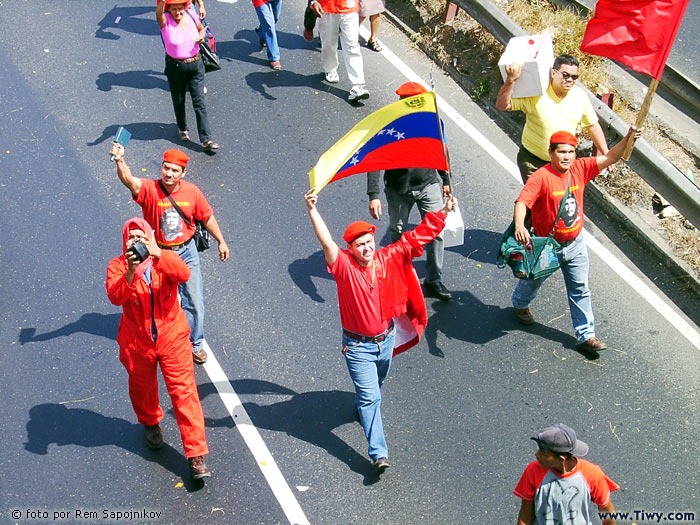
[1, 1, 698, 524]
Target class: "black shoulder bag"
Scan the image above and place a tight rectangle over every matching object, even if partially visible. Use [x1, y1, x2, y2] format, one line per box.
[158, 180, 211, 252]
[497, 171, 571, 280]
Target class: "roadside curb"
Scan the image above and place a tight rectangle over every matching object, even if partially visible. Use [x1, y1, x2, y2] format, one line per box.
[381, 6, 700, 299]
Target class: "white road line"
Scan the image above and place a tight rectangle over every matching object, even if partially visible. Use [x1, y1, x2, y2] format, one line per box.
[363, 26, 699, 348]
[201, 341, 310, 525]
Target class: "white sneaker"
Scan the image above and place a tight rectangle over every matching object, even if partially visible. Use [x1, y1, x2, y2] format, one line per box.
[348, 85, 370, 102]
[325, 69, 339, 83]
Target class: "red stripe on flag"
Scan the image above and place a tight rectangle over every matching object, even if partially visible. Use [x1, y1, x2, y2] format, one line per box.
[327, 138, 448, 185]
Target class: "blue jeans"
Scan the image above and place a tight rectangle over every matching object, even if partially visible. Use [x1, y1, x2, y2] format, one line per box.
[342, 326, 396, 461]
[255, 0, 282, 62]
[511, 234, 595, 343]
[385, 182, 444, 284]
[173, 238, 205, 351]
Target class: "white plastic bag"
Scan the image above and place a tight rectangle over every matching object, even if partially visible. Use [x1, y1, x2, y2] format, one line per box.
[442, 206, 464, 248]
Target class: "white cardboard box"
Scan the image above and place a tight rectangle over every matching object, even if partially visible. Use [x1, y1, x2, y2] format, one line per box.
[498, 34, 554, 98]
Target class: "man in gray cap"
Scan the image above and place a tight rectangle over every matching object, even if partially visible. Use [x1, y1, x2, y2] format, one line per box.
[513, 423, 619, 525]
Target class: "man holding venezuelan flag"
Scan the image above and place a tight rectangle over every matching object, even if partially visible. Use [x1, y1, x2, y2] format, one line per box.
[304, 187, 457, 474]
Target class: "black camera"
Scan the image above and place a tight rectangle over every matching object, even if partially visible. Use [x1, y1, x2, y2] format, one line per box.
[128, 240, 150, 262]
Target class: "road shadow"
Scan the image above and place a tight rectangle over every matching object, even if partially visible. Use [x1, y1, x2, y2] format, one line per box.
[19, 313, 121, 345]
[24, 404, 203, 490]
[288, 250, 332, 303]
[88, 122, 202, 151]
[199, 379, 381, 485]
[245, 69, 349, 102]
[96, 6, 160, 41]
[447, 228, 503, 265]
[96, 70, 169, 92]
[424, 290, 598, 360]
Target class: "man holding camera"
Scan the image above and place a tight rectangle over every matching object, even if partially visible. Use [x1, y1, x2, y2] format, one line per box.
[110, 144, 229, 364]
[106, 218, 211, 480]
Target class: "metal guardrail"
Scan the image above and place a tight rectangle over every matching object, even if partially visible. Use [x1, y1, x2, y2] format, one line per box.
[550, 0, 700, 122]
[451, 0, 700, 231]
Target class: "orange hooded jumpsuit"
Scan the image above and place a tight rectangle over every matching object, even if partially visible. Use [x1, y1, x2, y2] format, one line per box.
[106, 217, 207, 458]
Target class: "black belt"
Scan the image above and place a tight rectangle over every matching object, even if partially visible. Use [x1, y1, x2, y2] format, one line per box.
[167, 53, 200, 64]
[343, 321, 395, 343]
[158, 236, 193, 250]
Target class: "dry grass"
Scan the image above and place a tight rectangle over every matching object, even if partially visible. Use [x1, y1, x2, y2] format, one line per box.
[386, 0, 699, 276]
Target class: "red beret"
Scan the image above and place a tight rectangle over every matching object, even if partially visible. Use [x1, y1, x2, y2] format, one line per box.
[163, 149, 190, 167]
[549, 131, 578, 147]
[396, 82, 427, 97]
[162, 0, 193, 9]
[343, 221, 376, 244]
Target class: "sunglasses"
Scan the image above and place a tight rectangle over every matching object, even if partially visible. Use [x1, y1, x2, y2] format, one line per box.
[554, 69, 579, 81]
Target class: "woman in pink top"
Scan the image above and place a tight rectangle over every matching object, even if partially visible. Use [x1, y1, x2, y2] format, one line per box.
[156, 0, 220, 152]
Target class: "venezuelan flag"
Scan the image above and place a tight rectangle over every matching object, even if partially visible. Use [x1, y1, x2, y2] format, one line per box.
[309, 91, 448, 192]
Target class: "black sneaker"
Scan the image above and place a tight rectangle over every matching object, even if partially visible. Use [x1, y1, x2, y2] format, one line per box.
[144, 424, 164, 450]
[425, 281, 452, 301]
[373, 457, 390, 474]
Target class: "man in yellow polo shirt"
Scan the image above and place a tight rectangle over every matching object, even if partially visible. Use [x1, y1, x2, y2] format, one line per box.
[496, 55, 609, 183]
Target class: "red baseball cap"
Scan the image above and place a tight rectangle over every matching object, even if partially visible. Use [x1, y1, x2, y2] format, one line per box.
[396, 82, 427, 98]
[343, 221, 376, 244]
[549, 131, 578, 147]
[163, 149, 190, 167]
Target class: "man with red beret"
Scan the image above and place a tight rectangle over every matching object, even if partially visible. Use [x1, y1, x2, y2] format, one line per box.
[106, 218, 211, 480]
[511, 127, 640, 352]
[109, 143, 230, 364]
[367, 81, 453, 301]
[304, 187, 458, 473]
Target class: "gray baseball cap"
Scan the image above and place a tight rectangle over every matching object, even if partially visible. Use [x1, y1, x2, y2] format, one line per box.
[531, 423, 589, 457]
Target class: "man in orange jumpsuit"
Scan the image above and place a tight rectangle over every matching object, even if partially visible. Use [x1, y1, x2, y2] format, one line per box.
[106, 217, 211, 480]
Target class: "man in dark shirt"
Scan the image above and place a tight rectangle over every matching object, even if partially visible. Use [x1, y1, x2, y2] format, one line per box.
[367, 82, 453, 300]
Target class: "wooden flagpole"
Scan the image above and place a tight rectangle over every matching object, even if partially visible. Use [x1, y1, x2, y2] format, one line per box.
[622, 77, 659, 160]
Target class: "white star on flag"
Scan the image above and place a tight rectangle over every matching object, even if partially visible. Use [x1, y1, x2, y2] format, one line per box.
[394, 132, 405, 140]
[349, 156, 360, 165]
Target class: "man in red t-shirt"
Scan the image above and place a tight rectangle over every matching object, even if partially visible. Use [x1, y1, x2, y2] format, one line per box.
[514, 423, 619, 525]
[305, 187, 457, 473]
[511, 128, 639, 352]
[110, 143, 229, 365]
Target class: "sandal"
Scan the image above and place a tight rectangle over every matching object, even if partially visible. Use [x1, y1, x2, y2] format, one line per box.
[203, 141, 220, 152]
[367, 39, 383, 52]
[178, 129, 190, 141]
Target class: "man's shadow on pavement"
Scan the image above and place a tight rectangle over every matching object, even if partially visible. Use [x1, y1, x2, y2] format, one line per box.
[96, 7, 160, 41]
[24, 404, 203, 490]
[19, 313, 121, 345]
[425, 290, 599, 360]
[288, 250, 332, 303]
[96, 70, 169, 92]
[199, 379, 382, 485]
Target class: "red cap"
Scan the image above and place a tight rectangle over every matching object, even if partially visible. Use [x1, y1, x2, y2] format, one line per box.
[163, 149, 190, 167]
[395, 82, 427, 98]
[343, 221, 376, 244]
[162, 0, 193, 9]
[549, 131, 578, 147]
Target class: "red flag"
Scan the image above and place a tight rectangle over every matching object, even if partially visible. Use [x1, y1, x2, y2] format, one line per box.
[580, 0, 689, 79]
